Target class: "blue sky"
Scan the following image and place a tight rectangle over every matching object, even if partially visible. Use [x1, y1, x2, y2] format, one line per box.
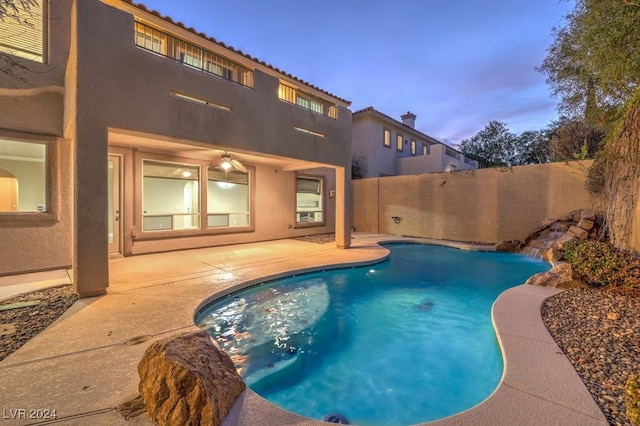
[138, 0, 575, 144]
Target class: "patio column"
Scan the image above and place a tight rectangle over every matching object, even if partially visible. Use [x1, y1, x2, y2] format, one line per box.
[335, 166, 351, 249]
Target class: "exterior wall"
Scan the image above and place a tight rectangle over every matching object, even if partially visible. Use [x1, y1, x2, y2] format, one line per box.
[0, 0, 74, 276]
[352, 161, 604, 243]
[352, 117, 396, 177]
[352, 111, 477, 177]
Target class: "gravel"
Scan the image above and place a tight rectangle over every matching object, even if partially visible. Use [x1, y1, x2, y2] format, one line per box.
[542, 288, 640, 425]
[1, 281, 638, 425]
[0, 285, 78, 362]
[293, 233, 335, 244]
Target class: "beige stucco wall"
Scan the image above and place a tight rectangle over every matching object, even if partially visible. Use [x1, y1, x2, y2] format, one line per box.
[352, 161, 604, 243]
[0, 0, 74, 277]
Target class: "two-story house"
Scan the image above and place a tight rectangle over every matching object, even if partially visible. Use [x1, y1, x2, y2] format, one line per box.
[0, 0, 352, 297]
[352, 107, 478, 177]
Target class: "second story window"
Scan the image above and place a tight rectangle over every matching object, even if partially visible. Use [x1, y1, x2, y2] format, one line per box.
[134, 21, 253, 88]
[396, 134, 403, 152]
[422, 144, 429, 155]
[278, 82, 338, 119]
[0, 0, 46, 63]
[410, 140, 416, 155]
[383, 128, 391, 148]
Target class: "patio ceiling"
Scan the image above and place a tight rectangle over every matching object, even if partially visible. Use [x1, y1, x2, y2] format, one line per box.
[107, 129, 329, 172]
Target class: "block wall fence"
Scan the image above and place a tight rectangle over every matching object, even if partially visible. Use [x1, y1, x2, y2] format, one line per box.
[352, 160, 611, 245]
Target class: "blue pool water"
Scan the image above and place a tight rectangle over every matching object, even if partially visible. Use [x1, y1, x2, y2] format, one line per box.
[196, 244, 550, 425]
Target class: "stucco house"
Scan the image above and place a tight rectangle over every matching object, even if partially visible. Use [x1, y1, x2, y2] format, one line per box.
[0, 0, 352, 297]
[352, 107, 478, 177]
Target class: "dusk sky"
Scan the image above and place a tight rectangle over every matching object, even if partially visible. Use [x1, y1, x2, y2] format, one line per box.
[138, 0, 575, 144]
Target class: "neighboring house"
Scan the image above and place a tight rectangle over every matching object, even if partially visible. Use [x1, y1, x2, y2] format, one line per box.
[0, 0, 352, 297]
[352, 107, 478, 177]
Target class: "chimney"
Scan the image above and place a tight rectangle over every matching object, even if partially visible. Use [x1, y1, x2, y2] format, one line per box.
[401, 111, 416, 129]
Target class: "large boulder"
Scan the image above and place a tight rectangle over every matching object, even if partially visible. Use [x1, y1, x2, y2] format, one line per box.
[525, 263, 587, 288]
[137, 331, 245, 426]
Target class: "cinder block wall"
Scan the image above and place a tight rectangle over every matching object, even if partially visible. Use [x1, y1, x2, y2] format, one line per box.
[352, 160, 604, 244]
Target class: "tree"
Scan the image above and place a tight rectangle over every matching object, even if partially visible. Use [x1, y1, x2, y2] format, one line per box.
[548, 118, 605, 161]
[518, 130, 551, 164]
[460, 121, 549, 168]
[459, 121, 517, 168]
[538, 0, 640, 126]
[351, 155, 367, 179]
[0, 0, 38, 82]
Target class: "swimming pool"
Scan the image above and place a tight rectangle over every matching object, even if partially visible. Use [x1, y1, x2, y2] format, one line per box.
[196, 243, 550, 425]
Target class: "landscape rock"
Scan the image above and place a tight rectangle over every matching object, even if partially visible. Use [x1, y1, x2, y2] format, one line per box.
[577, 218, 595, 231]
[495, 239, 522, 252]
[581, 210, 597, 221]
[137, 331, 245, 426]
[567, 225, 589, 240]
[525, 263, 586, 288]
[542, 247, 563, 262]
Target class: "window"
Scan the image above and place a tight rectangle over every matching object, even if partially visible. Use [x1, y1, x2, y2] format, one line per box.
[0, 139, 47, 212]
[410, 140, 416, 155]
[296, 176, 323, 224]
[396, 134, 403, 152]
[0, 0, 46, 62]
[383, 128, 391, 148]
[207, 169, 250, 228]
[142, 160, 200, 231]
[135, 22, 166, 56]
[422, 144, 429, 156]
[134, 21, 254, 88]
[175, 40, 202, 68]
[278, 82, 338, 119]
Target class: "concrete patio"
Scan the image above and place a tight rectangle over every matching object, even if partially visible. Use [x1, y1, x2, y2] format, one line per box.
[0, 234, 607, 425]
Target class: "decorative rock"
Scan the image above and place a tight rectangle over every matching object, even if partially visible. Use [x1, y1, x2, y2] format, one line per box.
[567, 225, 589, 240]
[495, 240, 521, 252]
[607, 313, 620, 321]
[137, 331, 246, 426]
[577, 218, 595, 231]
[542, 247, 563, 262]
[581, 210, 597, 221]
[525, 263, 586, 288]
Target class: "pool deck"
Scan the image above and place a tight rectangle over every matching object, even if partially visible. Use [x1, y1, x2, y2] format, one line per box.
[0, 234, 607, 425]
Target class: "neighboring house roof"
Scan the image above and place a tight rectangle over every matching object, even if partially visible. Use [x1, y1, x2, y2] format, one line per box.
[352, 106, 465, 155]
[123, 0, 351, 106]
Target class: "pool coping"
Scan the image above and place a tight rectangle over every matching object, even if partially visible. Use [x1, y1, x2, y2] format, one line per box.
[0, 235, 608, 425]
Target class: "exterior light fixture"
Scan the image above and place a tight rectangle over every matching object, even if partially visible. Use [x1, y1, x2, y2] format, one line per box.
[214, 152, 247, 173]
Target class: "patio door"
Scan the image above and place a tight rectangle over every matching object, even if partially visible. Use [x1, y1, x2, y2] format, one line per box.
[108, 155, 122, 256]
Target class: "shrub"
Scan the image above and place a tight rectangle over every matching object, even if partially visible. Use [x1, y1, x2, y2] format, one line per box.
[563, 240, 640, 288]
[628, 374, 640, 426]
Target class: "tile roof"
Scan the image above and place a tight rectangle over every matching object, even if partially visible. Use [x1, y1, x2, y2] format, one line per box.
[123, 0, 350, 106]
[353, 106, 438, 140]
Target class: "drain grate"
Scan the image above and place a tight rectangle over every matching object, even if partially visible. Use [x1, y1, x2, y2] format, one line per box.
[322, 413, 349, 424]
